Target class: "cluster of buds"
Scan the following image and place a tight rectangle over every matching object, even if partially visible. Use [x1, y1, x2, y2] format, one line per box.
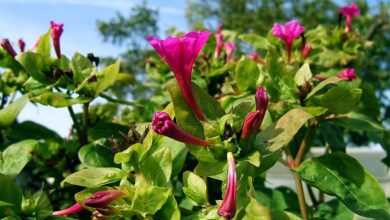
[52, 190, 125, 217]
[241, 87, 269, 139]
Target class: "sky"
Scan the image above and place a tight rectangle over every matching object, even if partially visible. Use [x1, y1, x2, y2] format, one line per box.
[0, 0, 188, 136]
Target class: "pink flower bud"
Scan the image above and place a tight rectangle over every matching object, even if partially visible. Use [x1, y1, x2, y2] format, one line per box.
[218, 152, 236, 219]
[18, 38, 25, 52]
[337, 68, 356, 81]
[339, 3, 360, 33]
[224, 42, 235, 62]
[255, 87, 268, 114]
[52, 203, 84, 216]
[272, 20, 304, 63]
[147, 31, 211, 121]
[152, 112, 210, 146]
[84, 190, 125, 208]
[50, 21, 64, 58]
[301, 42, 312, 59]
[249, 51, 265, 64]
[214, 25, 224, 59]
[1, 38, 17, 57]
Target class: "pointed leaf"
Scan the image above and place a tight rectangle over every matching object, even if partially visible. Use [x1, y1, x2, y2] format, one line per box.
[0, 94, 29, 128]
[61, 168, 127, 187]
[0, 140, 38, 176]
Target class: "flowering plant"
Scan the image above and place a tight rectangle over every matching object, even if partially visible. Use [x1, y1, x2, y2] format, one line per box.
[0, 2, 389, 220]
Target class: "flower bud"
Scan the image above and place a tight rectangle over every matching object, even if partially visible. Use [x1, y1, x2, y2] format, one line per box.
[1, 38, 17, 57]
[52, 203, 84, 216]
[84, 190, 125, 208]
[255, 87, 268, 115]
[249, 51, 265, 64]
[18, 38, 25, 52]
[337, 68, 356, 81]
[301, 42, 311, 59]
[50, 21, 64, 58]
[241, 111, 263, 139]
[218, 152, 237, 219]
[152, 112, 210, 146]
[224, 42, 235, 62]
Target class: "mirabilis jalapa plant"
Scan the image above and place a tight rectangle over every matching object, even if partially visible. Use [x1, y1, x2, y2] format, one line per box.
[0, 2, 389, 220]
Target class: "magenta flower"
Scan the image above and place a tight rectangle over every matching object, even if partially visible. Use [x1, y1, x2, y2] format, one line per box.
[214, 25, 224, 58]
[224, 42, 235, 61]
[18, 38, 25, 52]
[50, 21, 64, 58]
[241, 87, 268, 139]
[218, 152, 237, 219]
[84, 190, 125, 208]
[1, 38, 17, 57]
[52, 203, 84, 216]
[272, 20, 304, 63]
[339, 3, 360, 33]
[337, 68, 356, 81]
[147, 31, 211, 121]
[152, 112, 210, 146]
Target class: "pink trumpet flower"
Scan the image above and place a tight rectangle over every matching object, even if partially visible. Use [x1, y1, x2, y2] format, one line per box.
[152, 112, 210, 146]
[52, 203, 84, 216]
[339, 3, 360, 33]
[337, 68, 356, 81]
[18, 38, 25, 52]
[218, 152, 237, 220]
[50, 21, 64, 58]
[272, 20, 304, 63]
[84, 190, 125, 208]
[147, 31, 211, 121]
[214, 25, 224, 58]
[1, 38, 17, 57]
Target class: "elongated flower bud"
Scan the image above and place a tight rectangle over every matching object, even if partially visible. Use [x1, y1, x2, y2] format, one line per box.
[337, 68, 356, 81]
[242, 87, 268, 139]
[214, 25, 224, 59]
[18, 38, 25, 52]
[52, 203, 84, 216]
[255, 87, 268, 114]
[84, 190, 125, 208]
[152, 112, 210, 146]
[218, 152, 237, 219]
[301, 43, 312, 58]
[224, 42, 235, 62]
[1, 38, 17, 57]
[50, 21, 64, 58]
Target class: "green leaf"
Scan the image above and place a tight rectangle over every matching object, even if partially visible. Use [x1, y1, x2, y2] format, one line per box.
[313, 199, 354, 220]
[243, 197, 271, 220]
[183, 171, 207, 205]
[0, 95, 29, 128]
[294, 63, 312, 86]
[5, 121, 61, 141]
[153, 136, 187, 177]
[235, 57, 259, 92]
[71, 52, 95, 83]
[155, 193, 180, 220]
[167, 80, 225, 163]
[131, 185, 170, 217]
[319, 122, 346, 152]
[256, 109, 313, 154]
[239, 33, 272, 50]
[332, 112, 384, 132]
[0, 140, 38, 176]
[61, 167, 127, 187]
[36, 30, 51, 57]
[317, 87, 362, 114]
[30, 92, 90, 107]
[16, 52, 52, 84]
[78, 139, 115, 168]
[0, 173, 22, 211]
[306, 76, 343, 100]
[194, 160, 226, 178]
[138, 148, 172, 187]
[271, 211, 302, 220]
[258, 150, 282, 174]
[295, 152, 390, 219]
[114, 143, 144, 165]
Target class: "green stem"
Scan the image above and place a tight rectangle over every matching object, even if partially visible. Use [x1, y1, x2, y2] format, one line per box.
[295, 125, 316, 165]
[293, 172, 309, 220]
[99, 93, 140, 107]
[81, 102, 90, 145]
[203, 176, 209, 207]
[67, 106, 82, 143]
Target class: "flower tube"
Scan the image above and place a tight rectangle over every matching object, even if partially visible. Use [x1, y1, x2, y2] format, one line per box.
[50, 21, 64, 58]
[18, 38, 25, 52]
[52, 203, 84, 216]
[147, 31, 211, 121]
[218, 152, 237, 219]
[152, 112, 210, 146]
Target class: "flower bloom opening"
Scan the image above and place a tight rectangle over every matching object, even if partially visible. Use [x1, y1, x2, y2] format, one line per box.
[50, 21, 64, 58]
[147, 31, 211, 121]
[272, 20, 304, 63]
[339, 3, 360, 33]
[84, 190, 125, 208]
[52, 203, 84, 216]
[218, 152, 237, 219]
[152, 112, 210, 146]
[337, 68, 356, 81]
[1, 38, 17, 57]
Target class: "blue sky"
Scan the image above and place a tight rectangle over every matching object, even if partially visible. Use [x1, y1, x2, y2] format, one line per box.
[0, 0, 188, 136]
